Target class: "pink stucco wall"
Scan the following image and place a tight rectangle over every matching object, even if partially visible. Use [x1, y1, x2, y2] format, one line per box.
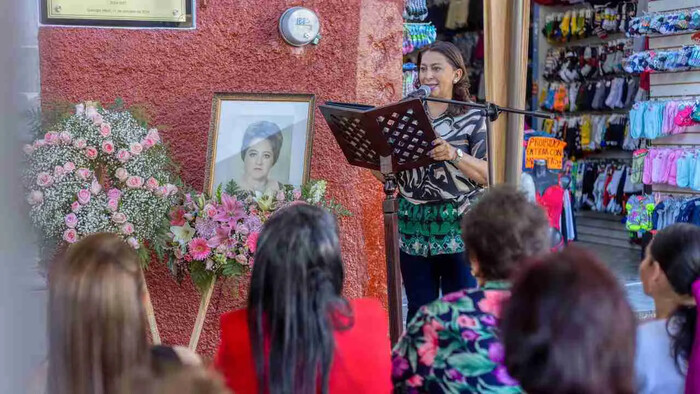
[39, 0, 403, 356]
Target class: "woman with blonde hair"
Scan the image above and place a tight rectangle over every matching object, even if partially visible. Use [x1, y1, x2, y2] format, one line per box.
[46, 233, 150, 394]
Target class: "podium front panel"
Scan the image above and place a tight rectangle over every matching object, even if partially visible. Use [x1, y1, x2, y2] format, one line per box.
[369, 99, 437, 172]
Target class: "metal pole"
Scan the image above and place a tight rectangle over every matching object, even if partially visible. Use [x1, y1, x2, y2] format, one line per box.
[504, 0, 529, 186]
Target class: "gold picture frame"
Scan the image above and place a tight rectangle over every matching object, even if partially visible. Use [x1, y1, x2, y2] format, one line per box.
[204, 93, 316, 194]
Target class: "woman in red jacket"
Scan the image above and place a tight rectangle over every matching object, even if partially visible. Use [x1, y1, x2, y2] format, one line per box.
[215, 204, 392, 394]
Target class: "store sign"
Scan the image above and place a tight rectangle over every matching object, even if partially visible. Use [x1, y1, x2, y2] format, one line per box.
[42, 0, 193, 27]
[524, 137, 567, 170]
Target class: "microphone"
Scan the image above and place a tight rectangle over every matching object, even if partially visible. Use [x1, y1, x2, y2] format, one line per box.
[404, 85, 432, 99]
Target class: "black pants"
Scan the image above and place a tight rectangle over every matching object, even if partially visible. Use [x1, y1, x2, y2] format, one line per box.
[400, 250, 477, 324]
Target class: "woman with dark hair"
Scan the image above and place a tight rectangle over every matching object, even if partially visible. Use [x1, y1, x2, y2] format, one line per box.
[637, 223, 700, 394]
[239, 120, 284, 194]
[215, 204, 392, 394]
[375, 41, 489, 323]
[501, 247, 636, 394]
[392, 186, 549, 393]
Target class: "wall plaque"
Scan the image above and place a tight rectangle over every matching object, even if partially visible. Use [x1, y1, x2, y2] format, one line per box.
[42, 0, 194, 28]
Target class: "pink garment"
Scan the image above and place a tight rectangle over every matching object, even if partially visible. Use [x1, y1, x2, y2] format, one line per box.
[668, 149, 682, 186]
[535, 185, 565, 230]
[652, 149, 669, 184]
[675, 105, 694, 127]
[643, 149, 656, 185]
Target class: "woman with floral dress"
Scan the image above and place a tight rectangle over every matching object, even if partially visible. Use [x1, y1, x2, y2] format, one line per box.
[392, 186, 550, 393]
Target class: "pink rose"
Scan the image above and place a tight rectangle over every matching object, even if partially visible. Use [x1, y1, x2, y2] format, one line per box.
[64, 213, 78, 229]
[142, 137, 156, 149]
[85, 105, 97, 119]
[22, 144, 34, 155]
[99, 123, 111, 137]
[116, 149, 131, 163]
[59, 132, 72, 144]
[71, 201, 81, 213]
[63, 228, 78, 244]
[115, 168, 128, 181]
[76, 168, 92, 181]
[126, 176, 144, 189]
[63, 162, 76, 173]
[85, 147, 98, 160]
[121, 222, 134, 235]
[33, 139, 46, 148]
[75, 103, 85, 115]
[101, 140, 115, 154]
[201, 204, 216, 218]
[92, 114, 103, 125]
[293, 190, 302, 200]
[129, 142, 143, 156]
[53, 166, 65, 179]
[44, 132, 59, 145]
[107, 188, 121, 199]
[77, 189, 91, 205]
[73, 139, 87, 149]
[27, 190, 43, 205]
[146, 177, 159, 191]
[127, 237, 140, 249]
[90, 179, 102, 195]
[235, 254, 248, 265]
[36, 172, 54, 188]
[111, 212, 127, 224]
[147, 128, 161, 143]
[107, 197, 119, 212]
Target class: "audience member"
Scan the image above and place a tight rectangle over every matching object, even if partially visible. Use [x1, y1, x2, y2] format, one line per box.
[501, 247, 636, 394]
[121, 366, 230, 394]
[392, 186, 550, 393]
[46, 233, 151, 394]
[215, 204, 392, 393]
[637, 223, 700, 394]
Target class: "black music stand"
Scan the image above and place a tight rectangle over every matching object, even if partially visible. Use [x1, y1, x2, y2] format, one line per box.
[319, 98, 438, 344]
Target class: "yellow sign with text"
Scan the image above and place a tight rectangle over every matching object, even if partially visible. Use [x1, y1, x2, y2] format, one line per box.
[47, 0, 186, 22]
[525, 137, 567, 170]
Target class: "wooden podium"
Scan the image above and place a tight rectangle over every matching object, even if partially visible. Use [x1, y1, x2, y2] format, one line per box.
[319, 98, 438, 344]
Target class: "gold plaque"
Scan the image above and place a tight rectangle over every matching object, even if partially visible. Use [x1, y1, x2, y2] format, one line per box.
[47, 0, 187, 22]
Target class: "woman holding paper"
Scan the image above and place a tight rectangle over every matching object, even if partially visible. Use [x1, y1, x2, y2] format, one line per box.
[375, 41, 488, 323]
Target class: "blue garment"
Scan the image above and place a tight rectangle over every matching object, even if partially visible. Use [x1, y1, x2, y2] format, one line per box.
[399, 250, 476, 323]
[653, 201, 665, 230]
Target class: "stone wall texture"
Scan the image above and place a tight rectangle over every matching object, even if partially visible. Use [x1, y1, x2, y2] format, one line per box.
[39, 0, 403, 357]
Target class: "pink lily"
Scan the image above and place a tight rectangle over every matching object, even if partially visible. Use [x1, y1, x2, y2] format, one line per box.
[207, 225, 231, 248]
[213, 193, 246, 227]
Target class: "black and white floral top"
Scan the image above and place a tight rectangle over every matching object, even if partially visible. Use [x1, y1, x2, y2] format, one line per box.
[397, 108, 488, 215]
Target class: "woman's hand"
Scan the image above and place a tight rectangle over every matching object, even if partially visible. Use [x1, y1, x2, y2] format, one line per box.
[429, 138, 457, 161]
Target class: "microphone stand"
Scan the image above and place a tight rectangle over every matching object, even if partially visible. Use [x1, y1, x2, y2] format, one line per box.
[422, 97, 554, 186]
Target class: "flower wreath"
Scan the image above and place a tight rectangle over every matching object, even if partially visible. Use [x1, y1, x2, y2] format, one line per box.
[24, 101, 179, 260]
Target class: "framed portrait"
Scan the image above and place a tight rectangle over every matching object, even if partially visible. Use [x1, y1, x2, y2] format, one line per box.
[205, 93, 315, 194]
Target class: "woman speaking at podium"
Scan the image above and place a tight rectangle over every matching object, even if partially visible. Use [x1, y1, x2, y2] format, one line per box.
[381, 41, 488, 323]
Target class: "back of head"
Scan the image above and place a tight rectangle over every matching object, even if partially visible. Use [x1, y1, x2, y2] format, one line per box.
[461, 185, 550, 281]
[122, 366, 230, 394]
[649, 223, 700, 369]
[248, 204, 350, 394]
[48, 233, 148, 394]
[501, 246, 636, 394]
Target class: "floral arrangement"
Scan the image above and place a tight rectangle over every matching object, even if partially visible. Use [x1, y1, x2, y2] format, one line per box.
[23, 101, 179, 262]
[161, 180, 349, 291]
